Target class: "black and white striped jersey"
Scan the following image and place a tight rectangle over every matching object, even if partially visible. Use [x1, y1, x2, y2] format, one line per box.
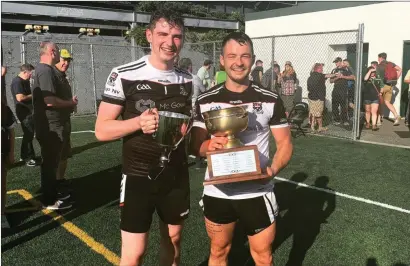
[193, 82, 288, 199]
[102, 55, 193, 177]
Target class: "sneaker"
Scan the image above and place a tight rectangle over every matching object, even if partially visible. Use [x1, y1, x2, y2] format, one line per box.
[343, 121, 349, 126]
[57, 192, 71, 201]
[405, 121, 409, 127]
[333, 122, 341, 126]
[25, 159, 37, 167]
[393, 116, 401, 126]
[1, 214, 10, 228]
[44, 200, 72, 210]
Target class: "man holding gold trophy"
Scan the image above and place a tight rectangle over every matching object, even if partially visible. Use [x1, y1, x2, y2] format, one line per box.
[190, 32, 293, 266]
[95, 9, 192, 266]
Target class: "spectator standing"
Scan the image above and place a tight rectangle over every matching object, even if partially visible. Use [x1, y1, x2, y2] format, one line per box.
[53, 49, 76, 197]
[197, 59, 213, 91]
[250, 60, 264, 86]
[10, 64, 37, 167]
[261, 63, 281, 93]
[330, 57, 355, 126]
[362, 66, 382, 131]
[32, 42, 78, 210]
[307, 63, 335, 132]
[281, 62, 297, 116]
[343, 59, 356, 120]
[377, 52, 402, 126]
[214, 64, 227, 85]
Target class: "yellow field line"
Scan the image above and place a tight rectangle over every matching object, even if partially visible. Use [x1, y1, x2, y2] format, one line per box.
[6, 189, 120, 265]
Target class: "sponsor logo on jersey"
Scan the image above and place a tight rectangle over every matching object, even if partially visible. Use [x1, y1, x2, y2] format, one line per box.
[136, 83, 152, 90]
[107, 72, 118, 86]
[253, 102, 263, 114]
[230, 100, 243, 104]
[158, 79, 171, 83]
[135, 99, 155, 112]
[159, 102, 186, 110]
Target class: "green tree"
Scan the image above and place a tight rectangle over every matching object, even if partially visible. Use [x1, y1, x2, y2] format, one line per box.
[127, 2, 244, 46]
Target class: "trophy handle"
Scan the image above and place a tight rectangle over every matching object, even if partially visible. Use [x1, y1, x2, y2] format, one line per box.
[172, 115, 194, 150]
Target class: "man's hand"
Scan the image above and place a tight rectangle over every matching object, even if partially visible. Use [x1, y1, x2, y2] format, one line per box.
[139, 108, 159, 134]
[72, 95, 78, 106]
[266, 166, 274, 177]
[207, 136, 229, 151]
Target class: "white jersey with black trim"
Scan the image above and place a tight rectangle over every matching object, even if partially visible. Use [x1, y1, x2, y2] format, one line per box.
[193, 83, 289, 200]
[102, 55, 193, 177]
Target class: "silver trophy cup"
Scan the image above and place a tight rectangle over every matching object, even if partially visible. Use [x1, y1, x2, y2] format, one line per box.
[153, 111, 192, 168]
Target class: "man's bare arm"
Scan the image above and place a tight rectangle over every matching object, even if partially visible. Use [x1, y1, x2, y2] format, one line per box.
[15, 93, 32, 102]
[269, 126, 293, 176]
[395, 65, 402, 78]
[44, 96, 75, 109]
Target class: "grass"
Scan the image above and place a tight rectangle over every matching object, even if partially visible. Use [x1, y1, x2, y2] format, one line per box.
[2, 116, 410, 266]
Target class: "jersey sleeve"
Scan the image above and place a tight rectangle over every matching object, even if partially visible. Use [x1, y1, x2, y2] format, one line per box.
[269, 97, 289, 128]
[192, 98, 206, 129]
[102, 68, 125, 106]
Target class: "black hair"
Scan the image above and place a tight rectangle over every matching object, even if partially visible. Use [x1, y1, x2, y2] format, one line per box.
[221, 32, 254, 56]
[378, 52, 387, 60]
[148, 8, 185, 32]
[20, 64, 34, 72]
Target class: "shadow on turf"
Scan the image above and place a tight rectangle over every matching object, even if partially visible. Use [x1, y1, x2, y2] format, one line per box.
[366, 257, 409, 266]
[1, 165, 122, 251]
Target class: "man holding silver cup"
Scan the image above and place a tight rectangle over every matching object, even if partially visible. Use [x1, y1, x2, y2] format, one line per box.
[190, 32, 293, 266]
[95, 9, 192, 266]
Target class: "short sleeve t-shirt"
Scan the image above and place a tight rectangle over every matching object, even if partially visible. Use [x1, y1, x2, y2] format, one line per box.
[101, 55, 193, 177]
[331, 67, 352, 90]
[11, 76, 32, 108]
[193, 82, 288, 200]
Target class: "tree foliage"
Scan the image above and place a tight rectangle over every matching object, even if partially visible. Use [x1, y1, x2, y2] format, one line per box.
[128, 1, 244, 47]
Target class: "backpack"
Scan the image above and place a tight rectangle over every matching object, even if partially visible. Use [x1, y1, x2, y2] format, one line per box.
[384, 61, 398, 81]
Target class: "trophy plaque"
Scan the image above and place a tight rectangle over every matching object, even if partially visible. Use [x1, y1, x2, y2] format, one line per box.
[202, 106, 270, 186]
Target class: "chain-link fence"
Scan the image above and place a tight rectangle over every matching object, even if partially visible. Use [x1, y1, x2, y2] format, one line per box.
[2, 27, 366, 141]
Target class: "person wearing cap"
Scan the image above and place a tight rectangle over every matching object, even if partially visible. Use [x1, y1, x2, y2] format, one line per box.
[197, 59, 213, 91]
[330, 57, 355, 126]
[53, 48, 77, 200]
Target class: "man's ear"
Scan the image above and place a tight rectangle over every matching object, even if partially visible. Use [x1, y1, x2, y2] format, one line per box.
[220, 54, 225, 69]
[146, 28, 153, 44]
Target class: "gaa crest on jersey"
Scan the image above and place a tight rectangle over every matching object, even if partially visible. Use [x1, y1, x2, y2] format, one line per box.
[107, 72, 118, 86]
[180, 86, 188, 96]
[135, 99, 155, 112]
[253, 102, 263, 114]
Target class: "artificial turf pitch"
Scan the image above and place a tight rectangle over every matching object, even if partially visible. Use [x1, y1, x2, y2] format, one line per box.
[2, 116, 409, 266]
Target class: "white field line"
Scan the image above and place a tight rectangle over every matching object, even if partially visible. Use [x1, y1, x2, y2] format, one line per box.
[15, 130, 95, 139]
[274, 176, 410, 214]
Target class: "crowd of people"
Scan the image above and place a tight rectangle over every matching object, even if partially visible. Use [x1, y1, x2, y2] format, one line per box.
[0, 6, 409, 266]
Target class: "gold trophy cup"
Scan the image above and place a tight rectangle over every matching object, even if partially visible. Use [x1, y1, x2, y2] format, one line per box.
[202, 106, 270, 185]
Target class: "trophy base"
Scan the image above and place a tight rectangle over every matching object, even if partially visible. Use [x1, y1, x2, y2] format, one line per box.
[203, 173, 270, 186]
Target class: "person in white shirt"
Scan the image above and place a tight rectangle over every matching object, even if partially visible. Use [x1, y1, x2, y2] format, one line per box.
[197, 59, 213, 91]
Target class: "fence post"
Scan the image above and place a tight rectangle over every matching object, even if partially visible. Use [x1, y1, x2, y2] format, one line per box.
[131, 22, 136, 61]
[271, 36, 275, 92]
[353, 23, 365, 141]
[213, 41, 216, 75]
[90, 44, 98, 116]
[20, 35, 26, 64]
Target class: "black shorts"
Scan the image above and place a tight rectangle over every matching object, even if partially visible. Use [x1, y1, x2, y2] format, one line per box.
[201, 192, 278, 236]
[120, 166, 190, 233]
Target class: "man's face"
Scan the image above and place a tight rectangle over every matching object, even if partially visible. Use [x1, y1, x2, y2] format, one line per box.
[50, 45, 60, 65]
[316, 65, 323, 73]
[55, 57, 71, 73]
[343, 61, 349, 67]
[256, 62, 263, 67]
[336, 61, 342, 68]
[146, 18, 184, 64]
[371, 63, 378, 69]
[220, 39, 254, 83]
[22, 70, 33, 80]
[377, 57, 383, 63]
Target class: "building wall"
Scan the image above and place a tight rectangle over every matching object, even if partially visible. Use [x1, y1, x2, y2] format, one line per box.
[245, 2, 410, 117]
